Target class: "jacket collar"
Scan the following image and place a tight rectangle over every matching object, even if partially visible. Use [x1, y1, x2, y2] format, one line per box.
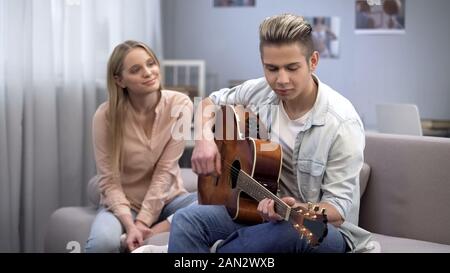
[307, 74, 328, 127]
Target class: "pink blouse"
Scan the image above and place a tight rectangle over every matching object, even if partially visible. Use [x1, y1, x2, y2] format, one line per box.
[92, 90, 193, 226]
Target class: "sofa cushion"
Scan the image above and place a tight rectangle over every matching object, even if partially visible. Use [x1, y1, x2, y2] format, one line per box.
[372, 233, 450, 253]
[359, 163, 371, 198]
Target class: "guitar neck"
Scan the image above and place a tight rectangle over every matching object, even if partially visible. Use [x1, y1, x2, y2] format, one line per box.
[237, 171, 291, 221]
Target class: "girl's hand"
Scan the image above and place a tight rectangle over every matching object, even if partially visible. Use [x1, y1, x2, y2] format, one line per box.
[125, 226, 144, 252]
[135, 220, 154, 240]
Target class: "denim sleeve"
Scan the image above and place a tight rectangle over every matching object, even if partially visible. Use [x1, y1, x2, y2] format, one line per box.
[321, 119, 365, 220]
[208, 78, 264, 106]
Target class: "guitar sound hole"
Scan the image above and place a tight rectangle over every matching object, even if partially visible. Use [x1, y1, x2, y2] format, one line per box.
[230, 160, 241, 189]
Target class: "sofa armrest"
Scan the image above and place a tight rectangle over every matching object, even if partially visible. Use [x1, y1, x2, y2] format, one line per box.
[44, 206, 97, 253]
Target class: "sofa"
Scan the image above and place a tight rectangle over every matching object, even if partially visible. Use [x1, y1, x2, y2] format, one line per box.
[44, 132, 450, 253]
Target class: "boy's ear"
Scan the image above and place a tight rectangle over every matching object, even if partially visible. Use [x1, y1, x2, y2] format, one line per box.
[309, 51, 319, 72]
[114, 75, 126, 88]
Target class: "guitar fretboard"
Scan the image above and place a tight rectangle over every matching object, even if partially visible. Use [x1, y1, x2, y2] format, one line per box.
[237, 171, 291, 220]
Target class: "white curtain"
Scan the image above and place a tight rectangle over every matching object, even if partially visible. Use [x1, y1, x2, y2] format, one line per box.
[0, 0, 163, 252]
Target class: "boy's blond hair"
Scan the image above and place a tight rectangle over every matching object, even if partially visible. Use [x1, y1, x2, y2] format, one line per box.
[259, 13, 314, 60]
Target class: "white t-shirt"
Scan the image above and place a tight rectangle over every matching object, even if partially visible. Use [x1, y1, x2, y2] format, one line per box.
[271, 102, 311, 199]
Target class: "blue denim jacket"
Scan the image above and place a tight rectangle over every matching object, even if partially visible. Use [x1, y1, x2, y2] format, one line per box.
[209, 76, 372, 252]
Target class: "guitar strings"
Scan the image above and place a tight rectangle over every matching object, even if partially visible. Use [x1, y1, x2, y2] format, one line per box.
[221, 161, 322, 220]
[221, 161, 290, 215]
[220, 161, 321, 240]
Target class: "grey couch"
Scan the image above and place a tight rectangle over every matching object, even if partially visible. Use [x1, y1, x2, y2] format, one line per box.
[44, 133, 450, 253]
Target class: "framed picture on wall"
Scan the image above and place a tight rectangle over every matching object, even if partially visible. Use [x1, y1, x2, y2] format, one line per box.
[355, 0, 405, 34]
[305, 17, 341, 59]
[213, 0, 255, 7]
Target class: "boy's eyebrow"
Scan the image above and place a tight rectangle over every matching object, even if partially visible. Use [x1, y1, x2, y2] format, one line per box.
[263, 62, 302, 67]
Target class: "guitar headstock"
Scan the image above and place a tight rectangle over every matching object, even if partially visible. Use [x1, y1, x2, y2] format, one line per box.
[290, 202, 328, 246]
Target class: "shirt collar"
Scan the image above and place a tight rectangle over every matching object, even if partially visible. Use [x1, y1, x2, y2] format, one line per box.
[266, 74, 328, 128]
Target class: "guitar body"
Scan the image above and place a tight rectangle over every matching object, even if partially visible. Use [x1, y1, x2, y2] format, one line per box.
[198, 105, 283, 224]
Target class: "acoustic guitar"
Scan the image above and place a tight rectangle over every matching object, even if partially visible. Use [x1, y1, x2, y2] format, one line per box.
[198, 105, 328, 246]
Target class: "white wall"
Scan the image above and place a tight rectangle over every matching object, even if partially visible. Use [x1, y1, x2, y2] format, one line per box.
[162, 0, 450, 128]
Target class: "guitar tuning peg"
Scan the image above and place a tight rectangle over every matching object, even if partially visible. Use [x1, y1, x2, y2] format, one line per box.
[313, 205, 320, 212]
[307, 202, 313, 210]
[321, 208, 327, 215]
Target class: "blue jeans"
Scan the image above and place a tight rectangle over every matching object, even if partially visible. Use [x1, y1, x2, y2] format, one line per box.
[168, 204, 347, 253]
[85, 192, 197, 253]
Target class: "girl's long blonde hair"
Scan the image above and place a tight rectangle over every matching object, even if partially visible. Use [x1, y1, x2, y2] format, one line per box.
[106, 40, 161, 175]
